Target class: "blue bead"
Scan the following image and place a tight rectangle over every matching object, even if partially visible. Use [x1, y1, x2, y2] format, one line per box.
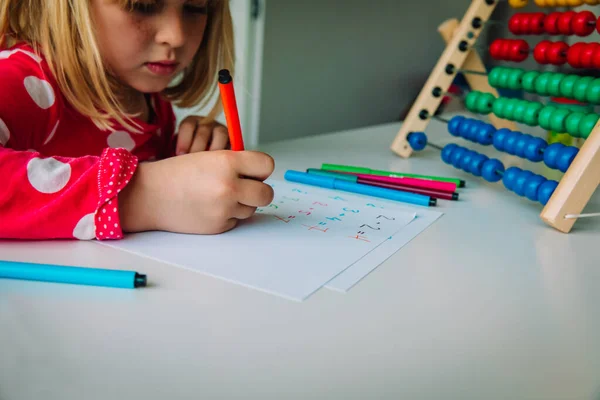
[543, 143, 564, 170]
[538, 180, 559, 205]
[451, 147, 466, 169]
[477, 123, 496, 146]
[514, 134, 531, 159]
[493, 128, 511, 152]
[556, 146, 579, 173]
[502, 166, 521, 191]
[524, 175, 546, 202]
[466, 122, 481, 142]
[495, 129, 511, 149]
[503, 131, 521, 155]
[524, 137, 547, 162]
[458, 119, 473, 139]
[448, 116, 464, 136]
[441, 144, 457, 164]
[481, 159, 505, 182]
[408, 131, 427, 151]
[460, 150, 475, 171]
[469, 154, 488, 177]
[514, 170, 534, 196]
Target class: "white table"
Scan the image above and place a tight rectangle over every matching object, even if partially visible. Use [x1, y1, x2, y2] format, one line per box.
[2, 118, 599, 400]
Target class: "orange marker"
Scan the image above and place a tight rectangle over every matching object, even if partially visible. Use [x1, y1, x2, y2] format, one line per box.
[218, 69, 244, 151]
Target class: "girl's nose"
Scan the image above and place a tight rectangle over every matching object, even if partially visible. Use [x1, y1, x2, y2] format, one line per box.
[155, 10, 185, 48]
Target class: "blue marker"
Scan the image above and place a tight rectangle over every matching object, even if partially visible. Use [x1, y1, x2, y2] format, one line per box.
[284, 170, 436, 207]
[0, 260, 147, 289]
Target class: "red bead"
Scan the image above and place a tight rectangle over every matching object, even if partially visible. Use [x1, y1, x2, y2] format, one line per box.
[557, 11, 575, 35]
[544, 12, 561, 35]
[567, 42, 586, 68]
[572, 11, 596, 36]
[581, 43, 600, 68]
[511, 40, 529, 62]
[530, 13, 546, 35]
[509, 14, 521, 34]
[534, 40, 551, 64]
[548, 41, 568, 65]
[597, 16, 600, 35]
[593, 48, 600, 69]
[490, 39, 504, 59]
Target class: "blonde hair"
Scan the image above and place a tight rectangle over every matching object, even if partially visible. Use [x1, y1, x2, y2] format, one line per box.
[0, 0, 234, 132]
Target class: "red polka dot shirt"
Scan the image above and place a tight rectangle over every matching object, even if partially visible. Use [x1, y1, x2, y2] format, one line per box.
[0, 43, 177, 240]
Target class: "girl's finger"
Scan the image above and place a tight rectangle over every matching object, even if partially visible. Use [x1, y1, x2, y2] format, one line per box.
[236, 178, 275, 207]
[233, 204, 257, 220]
[175, 119, 198, 155]
[189, 124, 212, 153]
[208, 125, 230, 151]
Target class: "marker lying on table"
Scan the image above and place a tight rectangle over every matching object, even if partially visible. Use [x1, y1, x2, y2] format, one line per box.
[0, 260, 147, 289]
[309, 168, 456, 194]
[284, 170, 436, 206]
[306, 168, 459, 200]
[321, 163, 465, 188]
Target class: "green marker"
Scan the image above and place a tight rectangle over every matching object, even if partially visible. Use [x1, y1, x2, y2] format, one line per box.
[321, 163, 465, 187]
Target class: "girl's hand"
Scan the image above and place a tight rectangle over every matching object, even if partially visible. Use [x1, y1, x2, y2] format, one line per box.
[175, 115, 230, 155]
[118, 150, 275, 235]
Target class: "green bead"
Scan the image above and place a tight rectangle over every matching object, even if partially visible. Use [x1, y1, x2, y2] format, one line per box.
[503, 99, 518, 120]
[547, 73, 564, 97]
[521, 71, 539, 92]
[573, 76, 594, 103]
[565, 112, 585, 138]
[492, 96, 508, 118]
[523, 102, 543, 126]
[538, 106, 557, 130]
[465, 91, 480, 112]
[476, 92, 496, 114]
[585, 79, 600, 103]
[507, 69, 525, 90]
[513, 100, 528, 123]
[579, 114, 600, 139]
[559, 75, 579, 98]
[534, 72, 553, 96]
[549, 108, 570, 132]
[488, 67, 504, 88]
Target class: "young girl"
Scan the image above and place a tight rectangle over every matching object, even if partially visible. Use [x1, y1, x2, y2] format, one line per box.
[0, 0, 275, 241]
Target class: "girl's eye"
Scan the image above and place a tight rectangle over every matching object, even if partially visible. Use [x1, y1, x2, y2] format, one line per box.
[184, 4, 208, 15]
[131, 2, 159, 15]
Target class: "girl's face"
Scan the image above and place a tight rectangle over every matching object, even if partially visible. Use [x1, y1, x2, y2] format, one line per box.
[91, 0, 208, 95]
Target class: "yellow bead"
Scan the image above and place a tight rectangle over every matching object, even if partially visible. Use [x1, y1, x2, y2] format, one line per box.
[555, 0, 567, 5]
[568, 0, 582, 5]
[583, 0, 598, 4]
[534, 0, 547, 6]
[509, 0, 529, 7]
[545, 0, 557, 6]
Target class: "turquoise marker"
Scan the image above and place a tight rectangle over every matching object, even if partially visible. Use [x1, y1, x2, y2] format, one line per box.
[284, 170, 436, 206]
[0, 260, 147, 289]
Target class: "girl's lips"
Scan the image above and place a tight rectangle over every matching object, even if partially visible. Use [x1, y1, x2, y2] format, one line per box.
[145, 62, 179, 76]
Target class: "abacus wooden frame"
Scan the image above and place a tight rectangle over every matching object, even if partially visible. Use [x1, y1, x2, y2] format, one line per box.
[390, 0, 600, 233]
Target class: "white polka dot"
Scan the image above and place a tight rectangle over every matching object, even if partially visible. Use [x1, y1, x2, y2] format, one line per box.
[73, 213, 95, 240]
[0, 49, 42, 63]
[107, 130, 135, 151]
[23, 76, 55, 109]
[43, 120, 60, 145]
[0, 118, 9, 146]
[26, 157, 71, 193]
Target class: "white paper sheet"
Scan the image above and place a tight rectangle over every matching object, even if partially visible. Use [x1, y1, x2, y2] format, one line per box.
[100, 179, 418, 301]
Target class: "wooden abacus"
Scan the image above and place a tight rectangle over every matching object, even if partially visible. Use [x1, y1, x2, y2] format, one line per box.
[390, 0, 600, 233]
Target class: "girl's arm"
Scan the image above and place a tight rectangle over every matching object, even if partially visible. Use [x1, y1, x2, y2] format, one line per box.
[0, 48, 136, 240]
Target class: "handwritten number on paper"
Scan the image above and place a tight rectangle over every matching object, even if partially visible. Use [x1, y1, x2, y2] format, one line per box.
[292, 188, 307, 194]
[360, 224, 381, 231]
[312, 202, 328, 206]
[342, 207, 359, 213]
[376, 215, 394, 220]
